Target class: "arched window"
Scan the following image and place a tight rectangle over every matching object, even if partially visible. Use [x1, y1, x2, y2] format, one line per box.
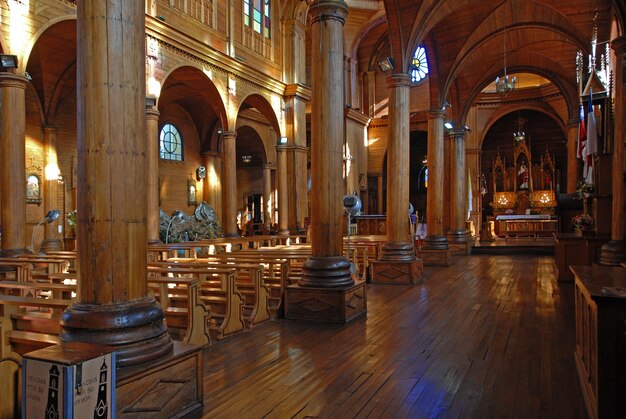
[244, 0, 270, 38]
[410, 45, 429, 83]
[159, 123, 183, 161]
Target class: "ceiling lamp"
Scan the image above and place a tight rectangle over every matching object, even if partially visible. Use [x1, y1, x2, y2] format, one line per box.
[241, 155, 252, 164]
[495, 35, 516, 94]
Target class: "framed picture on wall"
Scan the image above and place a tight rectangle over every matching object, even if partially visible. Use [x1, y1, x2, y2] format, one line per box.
[26, 173, 42, 205]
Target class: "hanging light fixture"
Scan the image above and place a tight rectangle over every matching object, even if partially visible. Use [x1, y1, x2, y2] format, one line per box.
[495, 34, 516, 94]
[241, 155, 252, 164]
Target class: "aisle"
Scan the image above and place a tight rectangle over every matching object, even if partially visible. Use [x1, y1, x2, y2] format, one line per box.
[201, 254, 586, 418]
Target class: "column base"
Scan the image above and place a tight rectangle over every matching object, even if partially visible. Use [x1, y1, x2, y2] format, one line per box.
[299, 256, 353, 287]
[446, 230, 472, 255]
[371, 259, 423, 284]
[39, 238, 64, 254]
[116, 341, 203, 418]
[598, 240, 626, 266]
[285, 280, 366, 323]
[60, 297, 173, 368]
[422, 234, 449, 250]
[416, 248, 455, 266]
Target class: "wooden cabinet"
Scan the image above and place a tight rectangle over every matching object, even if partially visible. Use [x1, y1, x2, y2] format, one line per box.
[572, 265, 626, 419]
[553, 234, 610, 281]
[504, 219, 557, 238]
[354, 215, 387, 235]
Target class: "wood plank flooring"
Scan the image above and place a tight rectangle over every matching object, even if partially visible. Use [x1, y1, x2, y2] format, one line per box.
[200, 254, 587, 418]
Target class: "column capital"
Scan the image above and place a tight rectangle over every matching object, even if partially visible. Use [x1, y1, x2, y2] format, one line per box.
[0, 73, 29, 90]
[263, 163, 275, 170]
[284, 83, 312, 101]
[386, 73, 412, 88]
[566, 118, 579, 129]
[427, 109, 445, 120]
[221, 130, 237, 139]
[202, 150, 222, 158]
[308, 0, 348, 25]
[611, 36, 626, 55]
[42, 125, 58, 135]
[451, 129, 466, 140]
[145, 106, 160, 120]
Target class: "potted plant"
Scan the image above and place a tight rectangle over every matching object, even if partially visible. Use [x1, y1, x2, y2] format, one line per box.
[572, 213, 593, 235]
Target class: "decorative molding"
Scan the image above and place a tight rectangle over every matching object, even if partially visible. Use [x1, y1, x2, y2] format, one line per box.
[146, 16, 286, 97]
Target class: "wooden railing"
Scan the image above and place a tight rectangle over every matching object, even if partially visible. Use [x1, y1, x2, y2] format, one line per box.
[165, 0, 216, 29]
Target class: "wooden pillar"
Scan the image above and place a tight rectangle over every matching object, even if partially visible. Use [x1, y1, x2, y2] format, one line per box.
[377, 173, 384, 213]
[0, 74, 28, 256]
[367, 71, 376, 117]
[263, 164, 273, 230]
[423, 110, 448, 249]
[40, 126, 63, 253]
[203, 151, 222, 223]
[380, 75, 415, 255]
[447, 130, 470, 241]
[599, 37, 626, 265]
[371, 75, 422, 283]
[284, 84, 311, 232]
[566, 118, 580, 194]
[221, 130, 238, 237]
[146, 105, 161, 244]
[276, 145, 289, 235]
[60, 0, 172, 367]
[285, 0, 365, 323]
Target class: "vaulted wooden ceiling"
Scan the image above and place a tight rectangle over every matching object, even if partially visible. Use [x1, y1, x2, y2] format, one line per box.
[357, 0, 620, 118]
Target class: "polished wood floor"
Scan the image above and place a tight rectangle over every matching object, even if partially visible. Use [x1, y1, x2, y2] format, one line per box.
[201, 254, 587, 418]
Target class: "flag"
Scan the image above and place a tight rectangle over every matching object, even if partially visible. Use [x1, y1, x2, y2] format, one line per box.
[577, 103, 586, 159]
[583, 89, 597, 184]
[586, 91, 598, 156]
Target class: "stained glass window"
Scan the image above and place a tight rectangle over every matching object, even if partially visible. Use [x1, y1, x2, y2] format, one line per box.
[244, 0, 270, 38]
[159, 123, 183, 161]
[410, 46, 429, 83]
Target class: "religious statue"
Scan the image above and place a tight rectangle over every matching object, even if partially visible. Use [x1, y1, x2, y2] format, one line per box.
[518, 162, 529, 189]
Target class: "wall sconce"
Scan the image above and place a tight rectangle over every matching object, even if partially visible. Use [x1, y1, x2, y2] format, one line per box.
[31, 209, 60, 253]
[165, 210, 184, 243]
[0, 54, 18, 70]
[279, 136, 288, 145]
[377, 57, 394, 72]
[444, 122, 454, 130]
[241, 155, 252, 164]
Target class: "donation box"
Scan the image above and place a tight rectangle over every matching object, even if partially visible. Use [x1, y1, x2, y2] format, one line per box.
[22, 343, 115, 418]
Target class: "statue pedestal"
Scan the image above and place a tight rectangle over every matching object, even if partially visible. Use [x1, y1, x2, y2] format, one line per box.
[285, 280, 367, 323]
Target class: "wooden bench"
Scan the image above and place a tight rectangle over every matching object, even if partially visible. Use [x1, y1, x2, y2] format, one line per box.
[0, 261, 34, 282]
[150, 261, 270, 328]
[147, 265, 244, 340]
[146, 276, 211, 346]
[0, 293, 71, 356]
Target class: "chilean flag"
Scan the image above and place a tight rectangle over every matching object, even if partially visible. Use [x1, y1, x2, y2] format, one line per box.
[577, 103, 586, 159]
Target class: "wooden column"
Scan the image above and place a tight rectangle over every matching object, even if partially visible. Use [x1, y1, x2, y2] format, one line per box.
[263, 164, 273, 230]
[0, 74, 28, 256]
[203, 151, 222, 223]
[60, 0, 172, 367]
[446, 130, 470, 245]
[221, 130, 238, 237]
[40, 126, 63, 253]
[146, 105, 161, 244]
[371, 74, 422, 283]
[566, 118, 580, 194]
[377, 173, 384, 213]
[599, 37, 626, 265]
[276, 145, 289, 235]
[285, 0, 365, 323]
[367, 71, 376, 117]
[423, 110, 448, 249]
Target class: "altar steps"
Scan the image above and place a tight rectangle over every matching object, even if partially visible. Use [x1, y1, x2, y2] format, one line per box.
[472, 237, 555, 255]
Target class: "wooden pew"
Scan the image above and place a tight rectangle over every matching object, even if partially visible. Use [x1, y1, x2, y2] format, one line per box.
[165, 256, 288, 318]
[150, 260, 270, 328]
[0, 294, 71, 356]
[147, 265, 244, 340]
[0, 261, 34, 282]
[146, 276, 211, 346]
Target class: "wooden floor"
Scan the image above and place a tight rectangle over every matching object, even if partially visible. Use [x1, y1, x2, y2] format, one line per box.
[200, 254, 587, 418]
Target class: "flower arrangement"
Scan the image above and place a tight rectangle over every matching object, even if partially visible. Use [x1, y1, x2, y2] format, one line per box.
[572, 213, 593, 231]
[575, 181, 594, 199]
[67, 210, 77, 227]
